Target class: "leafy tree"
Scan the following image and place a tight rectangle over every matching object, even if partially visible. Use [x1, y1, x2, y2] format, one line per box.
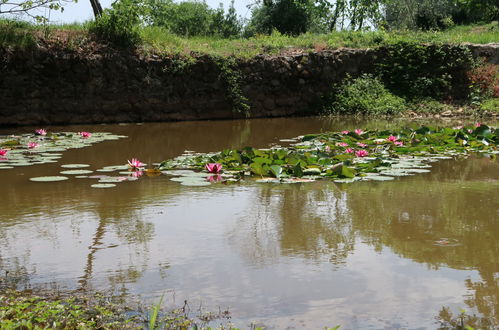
[245, 0, 313, 36]
[145, 0, 242, 37]
[0, 0, 74, 22]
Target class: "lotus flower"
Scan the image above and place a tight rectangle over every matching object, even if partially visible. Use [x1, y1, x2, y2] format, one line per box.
[35, 129, 47, 136]
[205, 163, 222, 174]
[386, 135, 398, 142]
[341, 130, 349, 134]
[79, 131, 92, 138]
[345, 148, 354, 154]
[394, 141, 404, 146]
[27, 142, 39, 149]
[128, 158, 145, 169]
[468, 129, 473, 133]
[354, 129, 364, 135]
[356, 142, 367, 148]
[355, 150, 369, 157]
[475, 122, 481, 127]
[0, 149, 7, 156]
[336, 142, 348, 147]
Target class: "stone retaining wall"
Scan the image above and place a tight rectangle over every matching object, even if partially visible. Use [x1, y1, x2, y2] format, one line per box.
[0, 43, 497, 126]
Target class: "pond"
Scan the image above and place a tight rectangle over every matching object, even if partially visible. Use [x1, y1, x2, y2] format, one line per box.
[1, 117, 498, 328]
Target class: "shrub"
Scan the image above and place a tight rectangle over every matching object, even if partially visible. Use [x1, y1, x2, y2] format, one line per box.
[325, 74, 406, 115]
[89, 0, 144, 47]
[468, 63, 499, 99]
[377, 42, 474, 100]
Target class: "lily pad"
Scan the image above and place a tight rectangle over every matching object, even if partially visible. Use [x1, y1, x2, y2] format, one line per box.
[91, 183, 117, 188]
[30, 176, 69, 182]
[61, 164, 91, 168]
[60, 170, 94, 175]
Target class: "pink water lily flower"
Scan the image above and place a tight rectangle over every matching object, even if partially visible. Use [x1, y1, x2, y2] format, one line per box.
[27, 142, 39, 149]
[205, 163, 222, 174]
[325, 145, 331, 152]
[0, 149, 7, 156]
[387, 135, 398, 142]
[345, 148, 354, 154]
[35, 129, 47, 136]
[79, 131, 92, 138]
[468, 129, 473, 133]
[128, 158, 145, 169]
[394, 141, 404, 146]
[356, 142, 368, 148]
[355, 150, 369, 157]
[354, 129, 364, 135]
[341, 130, 349, 134]
[475, 122, 481, 127]
[336, 142, 349, 147]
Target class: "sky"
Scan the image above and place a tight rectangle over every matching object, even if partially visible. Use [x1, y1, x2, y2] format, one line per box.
[11, 0, 255, 24]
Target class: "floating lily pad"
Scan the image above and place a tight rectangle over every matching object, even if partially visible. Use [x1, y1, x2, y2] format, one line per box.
[60, 170, 94, 175]
[30, 176, 69, 182]
[91, 183, 116, 188]
[98, 177, 127, 183]
[61, 164, 90, 168]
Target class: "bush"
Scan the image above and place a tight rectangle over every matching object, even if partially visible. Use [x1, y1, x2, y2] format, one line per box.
[325, 74, 406, 115]
[377, 42, 474, 100]
[89, 0, 144, 47]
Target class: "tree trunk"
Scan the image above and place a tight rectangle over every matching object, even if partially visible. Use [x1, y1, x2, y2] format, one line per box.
[89, 0, 103, 18]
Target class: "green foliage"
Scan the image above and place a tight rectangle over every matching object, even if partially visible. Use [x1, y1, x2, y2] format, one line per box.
[0, 0, 74, 23]
[479, 98, 499, 113]
[325, 74, 406, 115]
[245, 0, 313, 36]
[385, 0, 498, 30]
[0, 19, 36, 49]
[159, 124, 498, 184]
[145, 0, 242, 38]
[0, 290, 129, 329]
[377, 42, 475, 99]
[214, 57, 250, 116]
[89, 0, 144, 47]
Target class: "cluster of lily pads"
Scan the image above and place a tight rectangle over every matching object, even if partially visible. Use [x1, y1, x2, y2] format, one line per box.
[0, 129, 127, 186]
[3, 125, 497, 187]
[156, 123, 498, 185]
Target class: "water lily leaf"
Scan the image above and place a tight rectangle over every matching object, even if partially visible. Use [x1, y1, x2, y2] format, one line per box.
[91, 183, 116, 188]
[303, 168, 322, 175]
[30, 176, 69, 182]
[61, 164, 91, 168]
[269, 165, 282, 178]
[60, 170, 94, 175]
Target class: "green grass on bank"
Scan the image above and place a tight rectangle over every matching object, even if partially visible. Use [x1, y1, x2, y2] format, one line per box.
[1, 18, 497, 57]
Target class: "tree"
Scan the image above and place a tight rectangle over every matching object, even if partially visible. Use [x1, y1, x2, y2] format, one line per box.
[0, 0, 74, 22]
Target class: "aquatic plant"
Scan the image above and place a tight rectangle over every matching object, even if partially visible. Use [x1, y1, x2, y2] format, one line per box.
[0, 149, 7, 156]
[157, 124, 498, 184]
[205, 163, 222, 174]
[27, 142, 39, 149]
[35, 129, 47, 136]
[79, 131, 92, 138]
[128, 158, 145, 170]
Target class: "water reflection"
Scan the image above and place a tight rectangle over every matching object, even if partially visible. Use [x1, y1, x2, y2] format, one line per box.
[1, 117, 498, 328]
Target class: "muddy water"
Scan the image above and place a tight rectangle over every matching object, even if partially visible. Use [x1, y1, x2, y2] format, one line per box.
[1, 117, 498, 328]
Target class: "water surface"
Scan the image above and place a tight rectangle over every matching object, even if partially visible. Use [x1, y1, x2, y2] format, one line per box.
[1, 117, 498, 328]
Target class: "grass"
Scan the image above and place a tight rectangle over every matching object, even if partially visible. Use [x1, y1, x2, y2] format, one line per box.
[1, 18, 497, 57]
